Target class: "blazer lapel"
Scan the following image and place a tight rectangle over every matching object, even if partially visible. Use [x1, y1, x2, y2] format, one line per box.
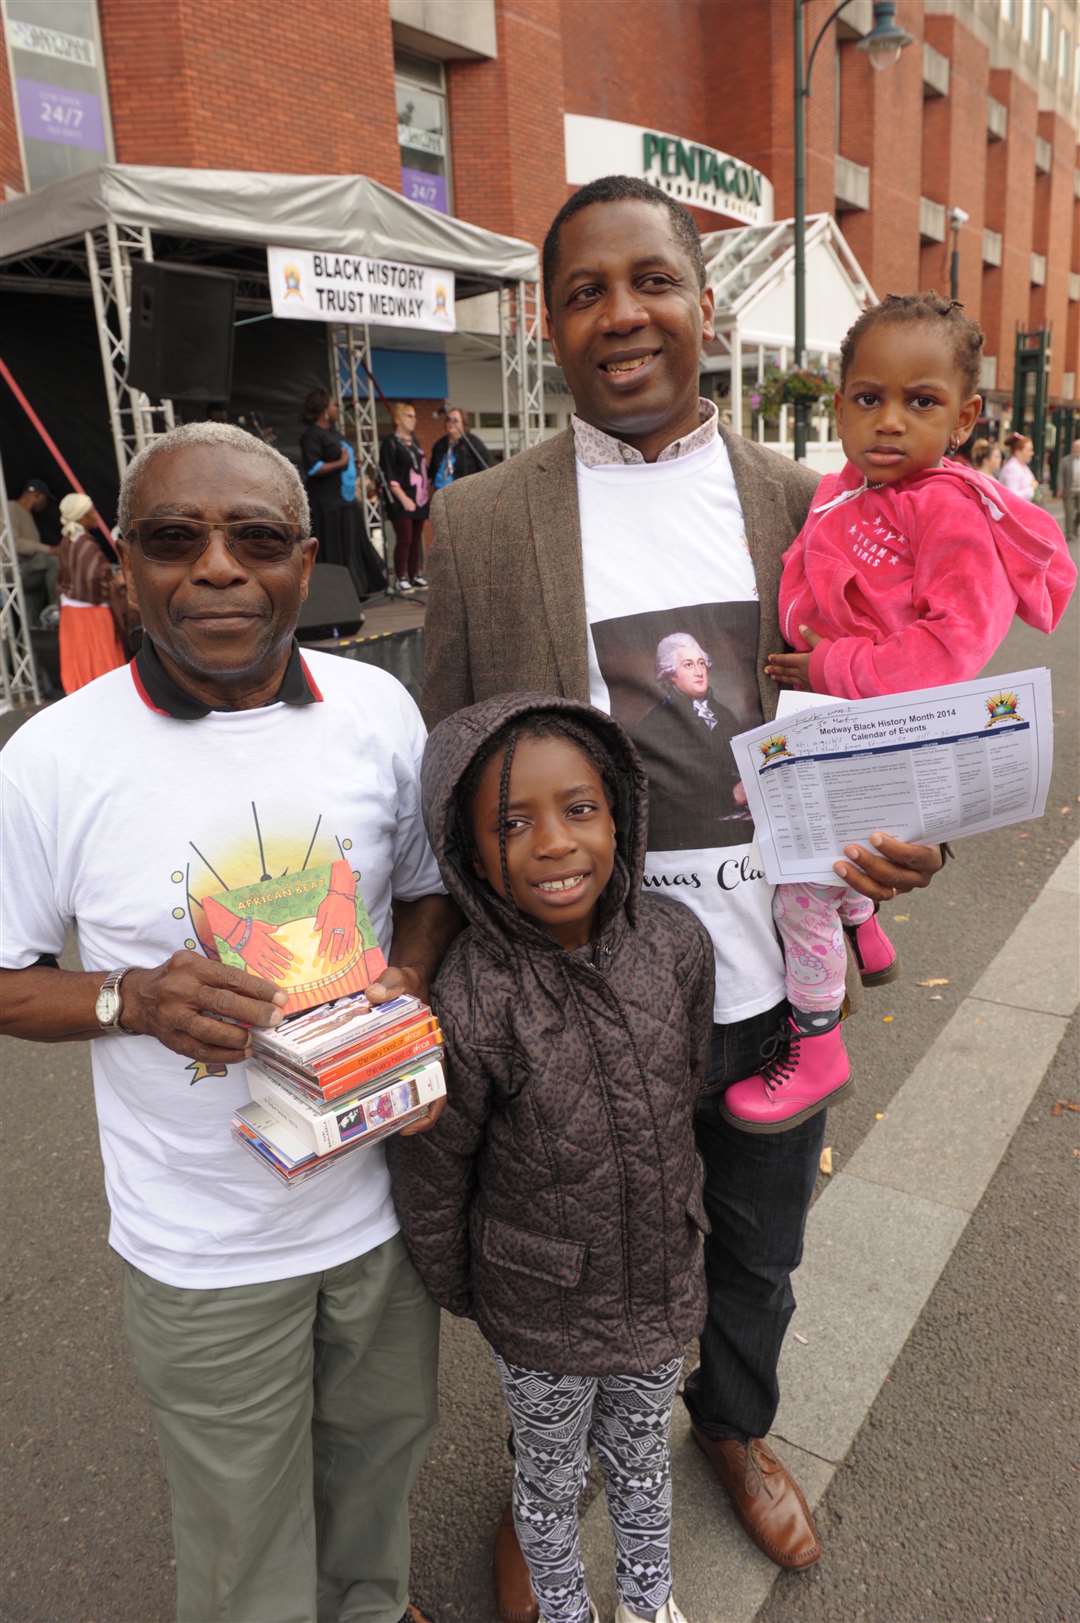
[524, 429, 590, 701]
[721, 427, 788, 723]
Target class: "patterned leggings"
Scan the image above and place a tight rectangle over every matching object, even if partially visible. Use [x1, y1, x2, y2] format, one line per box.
[494, 1353, 682, 1623]
[773, 881, 875, 1013]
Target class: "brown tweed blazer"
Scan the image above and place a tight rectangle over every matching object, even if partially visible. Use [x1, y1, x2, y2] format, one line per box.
[422, 424, 820, 728]
[421, 424, 869, 1009]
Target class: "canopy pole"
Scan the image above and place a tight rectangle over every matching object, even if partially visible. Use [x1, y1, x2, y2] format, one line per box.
[349, 325, 382, 550]
[0, 449, 42, 710]
[515, 280, 544, 452]
[328, 324, 384, 569]
[85, 224, 174, 480]
[498, 286, 513, 458]
[730, 327, 743, 436]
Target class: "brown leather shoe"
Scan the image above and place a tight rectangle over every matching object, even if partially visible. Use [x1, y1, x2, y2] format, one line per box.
[494, 1502, 540, 1623]
[691, 1429, 823, 1569]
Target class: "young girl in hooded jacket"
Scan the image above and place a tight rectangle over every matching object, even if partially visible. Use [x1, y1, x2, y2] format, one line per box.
[389, 693, 715, 1623]
[722, 293, 1075, 1135]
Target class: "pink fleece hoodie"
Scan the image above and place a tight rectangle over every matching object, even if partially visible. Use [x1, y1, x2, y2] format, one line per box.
[778, 457, 1076, 700]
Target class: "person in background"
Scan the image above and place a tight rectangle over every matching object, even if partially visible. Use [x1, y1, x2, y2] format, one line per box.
[9, 478, 59, 626]
[999, 433, 1038, 501]
[428, 406, 492, 494]
[299, 388, 384, 600]
[969, 438, 1003, 480]
[1060, 436, 1080, 545]
[380, 401, 430, 594]
[57, 492, 126, 693]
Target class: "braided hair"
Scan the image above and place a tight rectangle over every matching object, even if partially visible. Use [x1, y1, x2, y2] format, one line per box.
[840, 292, 984, 397]
[456, 714, 622, 912]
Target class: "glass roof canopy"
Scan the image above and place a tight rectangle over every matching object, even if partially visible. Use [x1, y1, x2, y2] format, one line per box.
[701, 217, 809, 316]
[698, 213, 876, 467]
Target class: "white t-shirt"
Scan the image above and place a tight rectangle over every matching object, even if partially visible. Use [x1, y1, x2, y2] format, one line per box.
[0, 650, 442, 1288]
[578, 433, 785, 1023]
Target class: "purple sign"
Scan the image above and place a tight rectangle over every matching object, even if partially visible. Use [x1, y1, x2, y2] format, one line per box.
[15, 77, 106, 152]
[402, 166, 449, 215]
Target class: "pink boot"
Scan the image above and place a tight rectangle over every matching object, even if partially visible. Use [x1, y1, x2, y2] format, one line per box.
[721, 1017, 852, 1133]
[845, 906, 898, 986]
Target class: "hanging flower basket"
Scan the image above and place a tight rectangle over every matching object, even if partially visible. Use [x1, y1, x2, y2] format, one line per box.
[753, 366, 836, 423]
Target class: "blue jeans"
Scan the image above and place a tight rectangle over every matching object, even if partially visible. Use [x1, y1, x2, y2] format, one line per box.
[682, 1000, 826, 1443]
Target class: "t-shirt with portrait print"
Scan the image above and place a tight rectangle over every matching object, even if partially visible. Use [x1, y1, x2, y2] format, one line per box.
[576, 426, 785, 1026]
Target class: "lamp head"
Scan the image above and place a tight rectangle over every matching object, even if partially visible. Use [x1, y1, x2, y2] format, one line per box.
[858, 0, 914, 71]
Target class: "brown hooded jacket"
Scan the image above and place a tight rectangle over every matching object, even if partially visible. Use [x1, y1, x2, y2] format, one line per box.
[388, 692, 715, 1375]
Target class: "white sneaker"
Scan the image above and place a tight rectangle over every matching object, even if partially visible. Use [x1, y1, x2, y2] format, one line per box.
[395, 579, 416, 594]
[615, 1599, 689, 1623]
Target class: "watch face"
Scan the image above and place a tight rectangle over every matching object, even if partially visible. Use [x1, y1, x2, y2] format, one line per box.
[96, 986, 120, 1026]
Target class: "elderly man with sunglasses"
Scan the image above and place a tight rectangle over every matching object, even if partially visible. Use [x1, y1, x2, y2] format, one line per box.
[0, 422, 455, 1623]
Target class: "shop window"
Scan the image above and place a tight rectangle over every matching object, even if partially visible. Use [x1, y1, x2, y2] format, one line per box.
[1040, 4, 1053, 63]
[1061, 30, 1071, 80]
[1000, 0, 1015, 23]
[1022, 0, 1035, 44]
[395, 49, 451, 214]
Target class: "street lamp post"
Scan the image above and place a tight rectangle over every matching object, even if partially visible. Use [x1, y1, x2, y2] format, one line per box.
[792, 0, 913, 462]
[948, 206, 969, 303]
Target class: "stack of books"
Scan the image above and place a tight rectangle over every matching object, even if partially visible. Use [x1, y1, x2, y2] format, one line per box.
[203, 858, 445, 1186]
[233, 993, 445, 1185]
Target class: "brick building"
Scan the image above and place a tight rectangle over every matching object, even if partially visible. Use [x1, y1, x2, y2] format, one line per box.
[2, 0, 1078, 427]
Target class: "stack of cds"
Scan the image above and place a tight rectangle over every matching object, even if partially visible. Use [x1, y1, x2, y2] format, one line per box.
[232, 992, 445, 1186]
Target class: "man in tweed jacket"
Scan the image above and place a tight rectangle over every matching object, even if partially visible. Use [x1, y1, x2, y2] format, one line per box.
[423, 176, 943, 1613]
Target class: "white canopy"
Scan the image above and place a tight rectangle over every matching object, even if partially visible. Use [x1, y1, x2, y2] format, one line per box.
[700, 214, 876, 471]
[702, 213, 874, 354]
[0, 164, 539, 283]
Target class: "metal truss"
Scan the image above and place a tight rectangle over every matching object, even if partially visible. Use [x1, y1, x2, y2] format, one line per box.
[0, 450, 41, 710]
[326, 323, 383, 558]
[84, 224, 175, 478]
[499, 280, 545, 456]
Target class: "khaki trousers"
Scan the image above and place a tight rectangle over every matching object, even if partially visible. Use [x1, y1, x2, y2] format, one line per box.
[122, 1234, 439, 1623]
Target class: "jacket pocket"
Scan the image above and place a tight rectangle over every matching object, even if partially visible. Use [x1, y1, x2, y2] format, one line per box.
[479, 1213, 588, 1289]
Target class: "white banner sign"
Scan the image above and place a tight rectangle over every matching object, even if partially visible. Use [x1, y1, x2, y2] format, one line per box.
[267, 246, 456, 332]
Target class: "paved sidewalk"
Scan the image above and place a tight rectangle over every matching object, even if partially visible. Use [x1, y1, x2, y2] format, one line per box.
[574, 844, 1078, 1623]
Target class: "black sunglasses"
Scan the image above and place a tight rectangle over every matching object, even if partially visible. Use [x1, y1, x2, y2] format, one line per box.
[126, 517, 304, 566]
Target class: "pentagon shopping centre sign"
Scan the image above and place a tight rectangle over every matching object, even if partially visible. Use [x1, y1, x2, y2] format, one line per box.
[267, 246, 456, 333]
[564, 114, 773, 228]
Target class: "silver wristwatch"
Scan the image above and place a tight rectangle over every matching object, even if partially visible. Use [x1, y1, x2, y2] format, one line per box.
[95, 968, 131, 1031]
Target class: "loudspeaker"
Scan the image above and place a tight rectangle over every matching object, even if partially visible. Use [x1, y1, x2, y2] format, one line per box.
[127, 261, 236, 402]
[296, 564, 365, 641]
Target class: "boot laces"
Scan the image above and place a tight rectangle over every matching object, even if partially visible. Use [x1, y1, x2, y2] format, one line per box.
[745, 1439, 778, 1500]
[757, 1025, 800, 1096]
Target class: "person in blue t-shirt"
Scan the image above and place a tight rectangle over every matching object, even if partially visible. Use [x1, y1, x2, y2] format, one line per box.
[428, 406, 492, 495]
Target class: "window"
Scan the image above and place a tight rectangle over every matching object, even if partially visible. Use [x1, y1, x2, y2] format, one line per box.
[1061, 30, 1071, 80]
[1076, 41, 1080, 94]
[1022, 0, 1035, 43]
[395, 50, 451, 215]
[1000, 0, 1015, 24]
[1041, 4, 1053, 62]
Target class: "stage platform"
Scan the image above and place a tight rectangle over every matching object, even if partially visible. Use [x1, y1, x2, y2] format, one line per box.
[299, 587, 427, 701]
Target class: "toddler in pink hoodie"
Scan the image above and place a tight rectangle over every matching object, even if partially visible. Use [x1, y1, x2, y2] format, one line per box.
[723, 292, 1075, 1134]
